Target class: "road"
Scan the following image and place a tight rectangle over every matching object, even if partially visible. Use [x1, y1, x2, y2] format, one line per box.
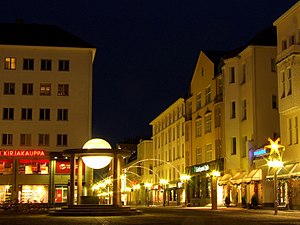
[1, 206, 300, 225]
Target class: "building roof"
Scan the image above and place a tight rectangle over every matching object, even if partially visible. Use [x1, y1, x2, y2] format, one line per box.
[224, 26, 277, 59]
[0, 22, 95, 48]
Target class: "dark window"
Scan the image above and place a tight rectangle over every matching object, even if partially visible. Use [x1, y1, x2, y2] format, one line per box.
[4, 83, 15, 95]
[23, 59, 34, 70]
[39, 108, 50, 120]
[41, 59, 52, 71]
[58, 60, 70, 71]
[22, 83, 33, 95]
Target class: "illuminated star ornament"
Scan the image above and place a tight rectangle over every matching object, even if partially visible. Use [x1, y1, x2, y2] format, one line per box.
[264, 137, 285, 161]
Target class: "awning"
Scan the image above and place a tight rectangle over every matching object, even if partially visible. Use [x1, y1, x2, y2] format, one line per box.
[231, 172, 247, 185]
[266, 163, 297, 180]
[243, 169, 262, 183]
[218, 174, 232, 185]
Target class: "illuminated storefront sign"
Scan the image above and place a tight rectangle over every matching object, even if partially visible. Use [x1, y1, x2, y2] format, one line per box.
[253, 148, 267, 157]
[194, 164, 209, 173]
[56, 160, 84, 174]
[0, 150, 45, 157]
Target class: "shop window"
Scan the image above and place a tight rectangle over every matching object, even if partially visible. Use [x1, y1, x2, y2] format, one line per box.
[19, 159, 49, 174]
[55, 185, 68, 203]
[0, 160, 13, 175]
[0, 185, 12, 203]
[20, 185, 48, 203]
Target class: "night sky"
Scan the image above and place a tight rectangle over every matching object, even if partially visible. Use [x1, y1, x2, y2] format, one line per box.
[0, 1, 298, 146]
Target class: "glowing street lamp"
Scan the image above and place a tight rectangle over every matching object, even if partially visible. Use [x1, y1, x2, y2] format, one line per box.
[265, 137, 285, 215]
[82, 138, 113, 169]
[180, 174, 191, 207]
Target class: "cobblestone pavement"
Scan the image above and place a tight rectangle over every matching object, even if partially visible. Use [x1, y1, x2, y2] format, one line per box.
[1, 206, 300, 225]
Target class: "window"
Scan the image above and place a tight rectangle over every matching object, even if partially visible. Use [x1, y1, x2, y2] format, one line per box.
[40, 83, 51, 96]
[204, 114, 211, 133]
[271, 58, 276, 72]
[39, 108, 50, 121]
[38, 134, 50, 146]
[3, 108, 14, 120]
[57, 134, 67, 146]
[215, 106, 221, 128]
[40, 59, 52, 71]
[196, 93, 201, 110]
[22, 83, 33, 95]
[205, 86, 211, 105]
[230, 67, 235, 83]
[58, 84, 69, 96]
[295, 117, 299, 144]
[57, 109, 68, 121]
[23, 58, 34, 70]
[58, 60, 69, 71]
[4, 83, 15, 95]
[205, 144, 212, 162]
[241, 64, 246, 84]
[2, 134, 13, 145]
[232, 137, 237, 155]
[196, 147, 202, 164]
[272, 95, 278, 109]
[241, 136, 247, 158]
[281, 71, 285, 98]
[282, 40, 287, 51]
[195, 119, 202, 138]
[242, 99, 247, 121]
[21, 108, 32, 120]
[19, 160, 49, 174]
[231, 101, 236, 119]
[288, 68, 292, 95]
[4, 57, 16, 70]
[20, 134, 31, 146]
[289, 35, 295, 46]
[289, 118, 292, 145]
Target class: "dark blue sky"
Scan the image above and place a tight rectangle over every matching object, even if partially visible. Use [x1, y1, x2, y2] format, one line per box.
[0, 1, 298, 146]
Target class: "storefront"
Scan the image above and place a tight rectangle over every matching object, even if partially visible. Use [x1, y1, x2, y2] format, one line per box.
[0, 150, 83, 205]
[186, 159, 224, 207]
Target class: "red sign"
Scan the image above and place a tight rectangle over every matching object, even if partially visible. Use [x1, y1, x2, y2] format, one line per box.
[56, 160, 84, 174]
[0, 150, 45, 157]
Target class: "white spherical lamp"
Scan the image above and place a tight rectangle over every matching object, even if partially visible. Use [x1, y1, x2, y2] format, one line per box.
[82, 138, 113, 169]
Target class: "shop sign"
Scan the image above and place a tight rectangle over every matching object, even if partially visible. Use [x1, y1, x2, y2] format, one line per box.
[56, 161, 84, 174]
[253, 148, 267, 157]
[0, 150, 45, 157]
[194, 164, 209, 173]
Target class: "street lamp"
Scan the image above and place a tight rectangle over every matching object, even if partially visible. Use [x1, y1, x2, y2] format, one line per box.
[160, 179, 168, 207]
[180, 174, 191, 207]
[265, 137, 285, 215]
[211, 170, 220, 210]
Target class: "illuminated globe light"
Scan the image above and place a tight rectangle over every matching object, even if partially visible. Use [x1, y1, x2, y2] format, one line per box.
[82, 138, 113, 169]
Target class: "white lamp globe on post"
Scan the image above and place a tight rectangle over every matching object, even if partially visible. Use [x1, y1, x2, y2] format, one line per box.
[82, 138, 113, 169]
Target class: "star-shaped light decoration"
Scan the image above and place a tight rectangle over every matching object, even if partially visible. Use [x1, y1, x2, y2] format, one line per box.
[264, 137, 285, 162]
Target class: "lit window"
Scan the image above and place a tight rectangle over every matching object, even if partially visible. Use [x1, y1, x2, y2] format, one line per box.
[40, 83, 51, 96]
[58, 60, 69, 71]
[23, 58, 34, 70]
[4, 57, 16, 70]
[41, 59, 52, 71]
[57, 84, 69, 96]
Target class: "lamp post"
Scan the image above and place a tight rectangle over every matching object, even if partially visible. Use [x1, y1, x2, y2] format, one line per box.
[211, 170, 220, 210]
[160, 179, 168, 207]
[265, 138, 285, 215]
[180, 174, 191, 207]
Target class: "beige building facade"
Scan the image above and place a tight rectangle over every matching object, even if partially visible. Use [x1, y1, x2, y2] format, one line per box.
[273, 1, 300, 209]
[150, 98, 186, 206]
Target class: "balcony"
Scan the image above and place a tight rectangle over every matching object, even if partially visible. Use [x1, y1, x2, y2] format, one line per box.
[277, 44, 300, 63]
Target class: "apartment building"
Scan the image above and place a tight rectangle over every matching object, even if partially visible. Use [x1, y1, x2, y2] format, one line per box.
[185, 50, 225, 206]
[222, 27, 279, 207]
[0, 22, 95, 204]
[273, 1, 300, 209]
[150, 98, 186, 206]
